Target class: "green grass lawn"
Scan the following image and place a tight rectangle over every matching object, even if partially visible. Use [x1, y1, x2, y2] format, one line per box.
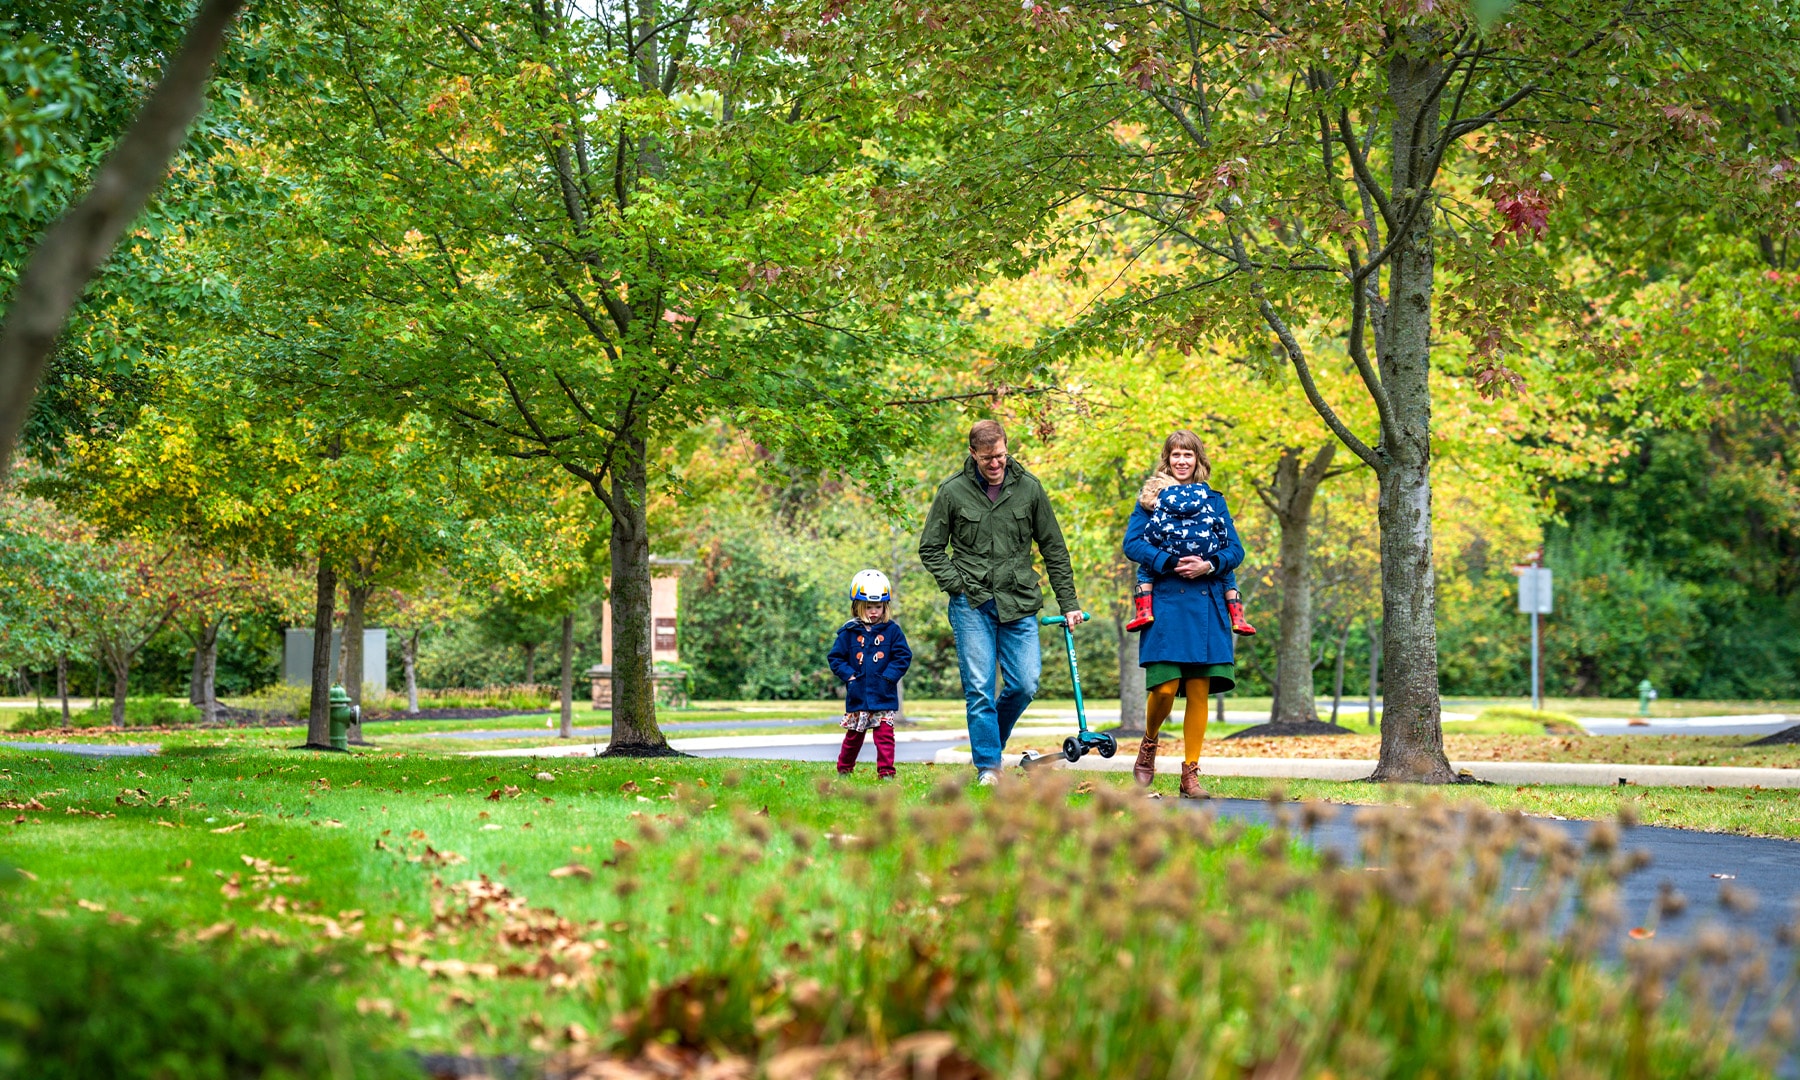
[3, 743, 1781, 1077]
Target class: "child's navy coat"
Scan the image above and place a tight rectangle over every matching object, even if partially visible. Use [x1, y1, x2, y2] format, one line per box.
[1123, 490, 1244, 667]
[828, 619, 912, 712]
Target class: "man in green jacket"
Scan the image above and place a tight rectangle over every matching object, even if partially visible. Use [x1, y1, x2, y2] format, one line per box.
[918, 420, 1084, 785]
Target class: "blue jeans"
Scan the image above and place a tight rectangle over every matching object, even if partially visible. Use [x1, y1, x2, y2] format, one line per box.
[947, 594, 1042, 771]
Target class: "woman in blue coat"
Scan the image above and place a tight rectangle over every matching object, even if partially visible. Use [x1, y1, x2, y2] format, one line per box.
[1121, 429, 1244, 798]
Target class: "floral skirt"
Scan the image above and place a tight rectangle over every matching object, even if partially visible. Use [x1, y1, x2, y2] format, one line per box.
[841, 710, 899, 733]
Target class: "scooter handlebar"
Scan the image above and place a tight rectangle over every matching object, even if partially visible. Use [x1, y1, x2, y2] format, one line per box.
[1039, 612, 1090, 626]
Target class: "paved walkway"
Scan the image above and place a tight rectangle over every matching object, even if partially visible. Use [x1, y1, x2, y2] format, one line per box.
[416, 717, 855, 740]
[1579, 714, 1800, 738]
[462, 727, 1073, 763]
[934, 748, 1800, 789]
[0, 741, 159, 758]
[1186, 795, 1796, 1041]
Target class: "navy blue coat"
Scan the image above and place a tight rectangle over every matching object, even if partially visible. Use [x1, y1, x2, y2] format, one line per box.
[1123, 492, 1245, 666]
[827, 619, 912, 712]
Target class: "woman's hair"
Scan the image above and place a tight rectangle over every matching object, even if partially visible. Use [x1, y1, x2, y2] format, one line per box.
[852, 598, 890, 621]
[1157, 429, 1212, 483]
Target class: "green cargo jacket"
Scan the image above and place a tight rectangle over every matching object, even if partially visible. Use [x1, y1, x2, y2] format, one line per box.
[917, 456, 1080, 624]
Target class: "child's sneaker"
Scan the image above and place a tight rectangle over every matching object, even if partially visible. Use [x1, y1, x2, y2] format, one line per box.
[1227, 598, 1257, 636]
[1125, 591, 1155, 632]
[976, 769, 999, 787]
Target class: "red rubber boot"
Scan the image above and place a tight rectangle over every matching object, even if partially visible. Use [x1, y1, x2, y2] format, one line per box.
[1124, 591, 1154, 632]
[1227, 598, 1257, 636]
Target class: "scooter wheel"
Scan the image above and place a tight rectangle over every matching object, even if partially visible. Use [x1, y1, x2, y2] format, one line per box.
[1096, 734, 1117, 759]
[1062, 737, 1082, 763]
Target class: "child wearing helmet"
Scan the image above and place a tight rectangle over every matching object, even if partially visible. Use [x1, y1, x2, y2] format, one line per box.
[828, 569, 912, 780]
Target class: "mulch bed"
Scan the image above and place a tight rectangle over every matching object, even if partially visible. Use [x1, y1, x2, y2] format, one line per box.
[363, 708, 552, 721]
[1748, 724, 1800, 747]
[1223, 719, 1358, 739]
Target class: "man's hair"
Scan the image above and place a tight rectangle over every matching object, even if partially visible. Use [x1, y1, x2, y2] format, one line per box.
[968, 420, 1007, 453]
[1157, 429, 1213, 483]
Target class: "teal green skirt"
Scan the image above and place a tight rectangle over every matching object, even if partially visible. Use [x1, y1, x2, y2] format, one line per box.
[1142, 661, 1235, 695]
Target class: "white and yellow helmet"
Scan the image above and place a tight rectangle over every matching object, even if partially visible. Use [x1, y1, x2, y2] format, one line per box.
[849, 569, 892, 603]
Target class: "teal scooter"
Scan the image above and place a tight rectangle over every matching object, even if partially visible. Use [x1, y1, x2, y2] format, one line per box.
[1030, 612, 1117, 764]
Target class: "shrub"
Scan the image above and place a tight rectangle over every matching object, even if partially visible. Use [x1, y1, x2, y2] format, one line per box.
[0, 919, 416, 1080]
[15, 698, 199, 731]
[1477, 705, 1585, 734]
[223, 683, 311, 722]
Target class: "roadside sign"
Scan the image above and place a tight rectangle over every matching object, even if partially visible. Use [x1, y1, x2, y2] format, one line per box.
[1517, 567, 1553, 614]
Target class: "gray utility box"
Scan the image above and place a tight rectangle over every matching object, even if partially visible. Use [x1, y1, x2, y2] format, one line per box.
[283, 629, 388, 694]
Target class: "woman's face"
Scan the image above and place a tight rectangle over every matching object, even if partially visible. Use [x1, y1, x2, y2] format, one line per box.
[1168, 447, 1197, 481]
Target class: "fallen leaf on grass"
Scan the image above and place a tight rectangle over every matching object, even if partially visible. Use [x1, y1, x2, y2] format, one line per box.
[549, 864, 594, 881]
[481, 823, 504, 831]
[535, 772, 555, 782]
[11, 868, 36, 881]
[76, 899, 105, 912]
[409, 846, 468, 868]
[155, 820, 178, 828]
[195, 921, 236, 942]
[210, 821, 246, 834]
[620, 780, 641, 794]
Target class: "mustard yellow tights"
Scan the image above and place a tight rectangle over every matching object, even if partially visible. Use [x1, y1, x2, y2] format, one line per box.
[1144, 677, 1211, 763]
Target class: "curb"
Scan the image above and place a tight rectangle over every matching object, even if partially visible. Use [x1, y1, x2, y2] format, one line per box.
[931, 749, 1800, 789]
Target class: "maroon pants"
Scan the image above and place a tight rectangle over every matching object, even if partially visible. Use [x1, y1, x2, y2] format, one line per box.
[837, 724, 896, 776]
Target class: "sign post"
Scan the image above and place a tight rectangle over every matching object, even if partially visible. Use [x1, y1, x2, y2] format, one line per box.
[1516, 567, 1554, 711]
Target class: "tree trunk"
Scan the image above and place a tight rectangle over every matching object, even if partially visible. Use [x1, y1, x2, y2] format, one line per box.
[404, 628, 420, 714]
[306, 558, 337, 748]
[56, 654, 69, 725]
[1330, 620, 1351, 724]
[108, 656, 129, 727]
[341, 582, 372, 742]
[0, 0, 246, 476]
[1369, 46, 1455, 783]
[601, 433, 672, 756]
[189, 636, 206, 705]
[1260, 443, 1336, 727]
[559, 612, 575, 738]
[1114, 605, 1146, 736]
[197, 616, 221, 726]
[1368, 619, 1381, 727]
[523, 641, 538, 687]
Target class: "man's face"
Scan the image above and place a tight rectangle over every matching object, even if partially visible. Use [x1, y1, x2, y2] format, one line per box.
[974, 440, 1009, 484]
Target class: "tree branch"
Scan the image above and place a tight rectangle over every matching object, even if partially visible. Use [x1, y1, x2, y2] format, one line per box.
[0, 0, 246, 475]
[1229, 228, 1383, 473]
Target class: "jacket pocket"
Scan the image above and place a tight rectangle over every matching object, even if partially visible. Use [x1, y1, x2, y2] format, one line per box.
[1010, 506, 1034, 545]
[954, 507, 989, 555]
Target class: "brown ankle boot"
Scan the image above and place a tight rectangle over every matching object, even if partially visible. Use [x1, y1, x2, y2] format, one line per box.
[1132, 736, 1159, 787]
[1179, 761, 1208, 799]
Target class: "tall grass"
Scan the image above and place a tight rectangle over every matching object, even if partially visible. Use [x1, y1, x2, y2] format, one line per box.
[562, 780, 1779, 1077]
